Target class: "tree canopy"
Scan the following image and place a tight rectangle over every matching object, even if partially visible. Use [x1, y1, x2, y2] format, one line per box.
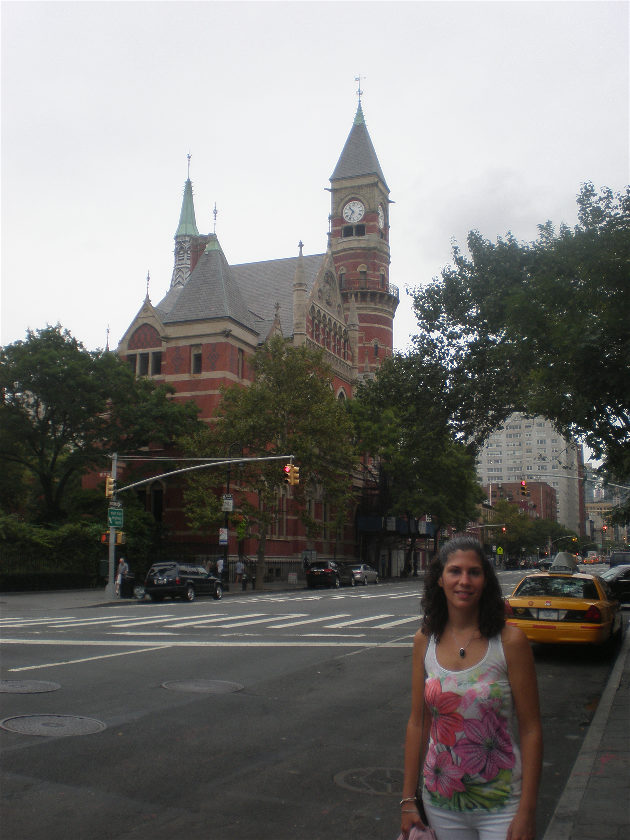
[181, 335, 356, 579]
[0, 325, 200, 521]
[350, 349, 485, 560]
[411, 183, 630, 519]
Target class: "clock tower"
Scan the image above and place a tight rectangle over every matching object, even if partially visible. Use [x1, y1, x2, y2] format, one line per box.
[329, 101, 398, 377]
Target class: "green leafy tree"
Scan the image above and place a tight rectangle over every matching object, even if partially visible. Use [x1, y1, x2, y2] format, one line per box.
[350, 350, 485, 567]
[181, 336, 356, 587]
[0, 325, 200, 522]
[411, 183, 630, 521]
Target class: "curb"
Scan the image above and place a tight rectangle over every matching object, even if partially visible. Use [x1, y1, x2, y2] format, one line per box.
[541, 627, 630, 840]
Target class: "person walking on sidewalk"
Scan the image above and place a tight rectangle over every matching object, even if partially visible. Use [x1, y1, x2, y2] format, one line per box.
[400, 535, 543, 840]
[115, 557, 129, 598]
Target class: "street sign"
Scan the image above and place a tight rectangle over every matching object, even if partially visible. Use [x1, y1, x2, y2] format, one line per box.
[219, 527, 228, 545]
[109, 500, 122, 509]
[496, 546, 504, 555]
[107, 507, 124, 528]
[222, 494, 233, 512]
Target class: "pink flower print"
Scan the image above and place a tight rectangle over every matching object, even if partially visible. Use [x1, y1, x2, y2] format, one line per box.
[454, 707, 515, 780]
[424, 749, 467, 798]
[426, 678, 463, 747]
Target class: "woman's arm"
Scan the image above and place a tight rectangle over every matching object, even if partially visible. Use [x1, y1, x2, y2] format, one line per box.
[400, 629, 430, 834]
[503, 624, 543, 840]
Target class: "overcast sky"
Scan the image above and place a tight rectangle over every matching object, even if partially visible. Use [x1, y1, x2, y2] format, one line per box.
[2, 0, 628, 354]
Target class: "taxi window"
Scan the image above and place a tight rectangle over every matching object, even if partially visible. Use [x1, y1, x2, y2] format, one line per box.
[515, 577, 599, 599]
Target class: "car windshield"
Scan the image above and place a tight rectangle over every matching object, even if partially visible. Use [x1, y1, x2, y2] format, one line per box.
[310, 562, 330, 570]
[514, 577, 599, 599]
[150, 564, 176, 575]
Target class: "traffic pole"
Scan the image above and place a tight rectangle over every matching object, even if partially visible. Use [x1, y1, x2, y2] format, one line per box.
[106, 453, 117, 600]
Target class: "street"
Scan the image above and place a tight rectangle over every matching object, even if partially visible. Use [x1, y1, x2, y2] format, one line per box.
[0, 574, 624, 840]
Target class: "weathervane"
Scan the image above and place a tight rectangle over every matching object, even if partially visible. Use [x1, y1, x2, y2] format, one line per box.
[213, 202, 218, 234]
[105, 324, 110, 352]
[355, 75, 365, 105]
[187, 152, 191, 179]
[146, 270, 150, 299]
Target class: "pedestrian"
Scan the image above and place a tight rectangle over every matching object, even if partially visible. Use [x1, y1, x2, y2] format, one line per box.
[235, 557, 244, 584]
[400, 535, 542, 840]
[216, 556, 224, 579]
[115, 557, 129, 597]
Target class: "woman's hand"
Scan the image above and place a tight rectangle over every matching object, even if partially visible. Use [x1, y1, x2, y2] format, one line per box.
[400, 803, 422, 836]
[506, 808, 536, 840]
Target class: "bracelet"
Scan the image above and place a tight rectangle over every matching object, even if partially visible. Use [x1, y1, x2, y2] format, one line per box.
[401, 808, 419, 814]
[400, 796, 416, 805]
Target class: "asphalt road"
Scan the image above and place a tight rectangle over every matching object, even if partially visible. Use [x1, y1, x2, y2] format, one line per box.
[0, 574, 624, 840]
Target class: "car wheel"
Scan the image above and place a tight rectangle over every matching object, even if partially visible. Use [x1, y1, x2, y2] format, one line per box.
[213, 583, 223, 600]
[185, 584, 195, 602]
[133, 586, 145, 601]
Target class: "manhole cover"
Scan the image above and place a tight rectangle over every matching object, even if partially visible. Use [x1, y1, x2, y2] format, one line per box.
[161, 679, 244, 694]
[334, 767, 404, 795]
[0, 680, 61, 694]
[0, 715, 107, 737]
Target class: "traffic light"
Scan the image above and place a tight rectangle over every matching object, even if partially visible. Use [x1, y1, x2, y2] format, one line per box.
[520, 480, 528, 497]
[283, 464, 292, 484]
[290, 465, 300, 486]
[502, 527, 506, 533]
[105, 476, 116, 497]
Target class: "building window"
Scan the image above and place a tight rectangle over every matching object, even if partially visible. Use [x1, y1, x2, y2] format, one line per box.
[238, 348, 244, 379]
[191, 345, 202, 374]
[138, 353, 150, 377]
[151, 351, 162, 376]
[342, 225, 354, 238]
[126, 355, 136, 374]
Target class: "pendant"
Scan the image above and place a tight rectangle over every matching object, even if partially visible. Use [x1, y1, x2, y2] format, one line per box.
[459, 648, 466, 658]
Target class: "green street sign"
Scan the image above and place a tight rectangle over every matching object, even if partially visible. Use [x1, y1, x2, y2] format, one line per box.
[108, 507, 124, 528]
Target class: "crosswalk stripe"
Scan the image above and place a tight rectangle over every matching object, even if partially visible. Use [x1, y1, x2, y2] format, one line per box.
[267, 613, 350, 629]
[168, 613, 263, 629]
[217, 613, 306, 628]
[371, 616, 420, 629]
[324, 613, 393, 628]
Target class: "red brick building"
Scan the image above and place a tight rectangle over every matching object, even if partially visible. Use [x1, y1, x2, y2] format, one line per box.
[117, 103, 399, 568]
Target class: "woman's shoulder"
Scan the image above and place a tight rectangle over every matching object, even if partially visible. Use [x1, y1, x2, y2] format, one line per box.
[500, 623, 532, 660]
[413, 627, 430, 653]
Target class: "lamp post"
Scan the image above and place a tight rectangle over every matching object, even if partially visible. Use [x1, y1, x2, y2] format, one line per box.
[222, 443, 242, 590]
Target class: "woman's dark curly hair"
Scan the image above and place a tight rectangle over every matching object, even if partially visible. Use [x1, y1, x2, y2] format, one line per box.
[421, 535, 505, 640]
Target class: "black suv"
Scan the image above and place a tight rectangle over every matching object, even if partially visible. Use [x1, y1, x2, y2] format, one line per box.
[608, 550, 630, 568]
[144, 562, 223, 602]
[305, 560, 341, 589]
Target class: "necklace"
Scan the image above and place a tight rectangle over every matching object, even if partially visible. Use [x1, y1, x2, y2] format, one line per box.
[451, 629, 479, 658]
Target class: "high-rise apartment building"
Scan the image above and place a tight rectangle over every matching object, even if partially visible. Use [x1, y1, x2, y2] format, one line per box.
[476, 412, 585, 533]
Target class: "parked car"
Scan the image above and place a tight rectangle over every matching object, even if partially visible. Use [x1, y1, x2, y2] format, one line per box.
[608, 550, 630, 568]
[339, 563, 379, 586]
[505, 571, 623, 646]
[598, 565, 630, 604]
[305, 560, 341, 589]
[144, 562, 223, 602]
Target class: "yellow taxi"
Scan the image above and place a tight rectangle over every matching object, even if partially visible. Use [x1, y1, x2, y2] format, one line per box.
[505, 571, 624, 646]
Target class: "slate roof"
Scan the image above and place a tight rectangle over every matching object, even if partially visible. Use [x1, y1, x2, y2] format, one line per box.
[330, 103, 388, 189]
[232, 253, 325, 338]
[163, 237, 256, 331]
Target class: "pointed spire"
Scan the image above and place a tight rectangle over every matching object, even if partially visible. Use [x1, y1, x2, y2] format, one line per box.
[331, 97, 388, 189]
[175, 178, 199, 237]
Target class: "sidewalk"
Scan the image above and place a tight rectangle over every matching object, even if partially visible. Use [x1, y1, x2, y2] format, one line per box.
[541, 627, 630, 840]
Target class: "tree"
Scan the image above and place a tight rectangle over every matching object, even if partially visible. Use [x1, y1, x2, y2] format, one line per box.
[0, 325, 200, 522]
[411, 183, 630, 519]
[350, 349, 485, 567]
[181, 335, 356, 587]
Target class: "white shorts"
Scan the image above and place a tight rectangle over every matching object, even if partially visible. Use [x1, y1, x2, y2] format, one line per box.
[422, 796, 519, 840]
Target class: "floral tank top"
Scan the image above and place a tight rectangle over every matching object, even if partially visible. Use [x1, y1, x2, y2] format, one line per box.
[422, 634, 522, 812]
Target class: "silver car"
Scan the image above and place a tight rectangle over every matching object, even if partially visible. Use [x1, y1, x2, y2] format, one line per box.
[340, 563, 379, 586]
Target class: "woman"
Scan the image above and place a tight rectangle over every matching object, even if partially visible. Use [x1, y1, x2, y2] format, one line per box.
[400, 536, 542, 840]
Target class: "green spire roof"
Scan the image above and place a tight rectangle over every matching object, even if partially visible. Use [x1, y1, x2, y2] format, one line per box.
[331, 105, 388, 189]
[175, 178, 199, 237]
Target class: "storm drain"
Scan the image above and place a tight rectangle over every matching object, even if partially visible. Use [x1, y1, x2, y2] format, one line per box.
[334, 767, 404, 796]
[0, 715, 107, 737]
[0, 679, 61, 694]
[161, 679, 244, 694]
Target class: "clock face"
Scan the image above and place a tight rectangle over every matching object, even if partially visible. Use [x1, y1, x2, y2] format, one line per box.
[378, 204, 385, 229]
[342, 200, 365, 223]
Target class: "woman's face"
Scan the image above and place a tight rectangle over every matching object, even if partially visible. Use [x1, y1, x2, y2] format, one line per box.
[438, 549, 485, 610]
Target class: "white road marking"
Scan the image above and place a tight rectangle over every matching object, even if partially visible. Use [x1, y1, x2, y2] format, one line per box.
[267, 613, 350, 628]
[167, 612, 264, 628]
[8, 645, 172, 672]
[216, 613, 306, 628]
[371, 616, 420, 629]
[324, 614, 393, 628]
